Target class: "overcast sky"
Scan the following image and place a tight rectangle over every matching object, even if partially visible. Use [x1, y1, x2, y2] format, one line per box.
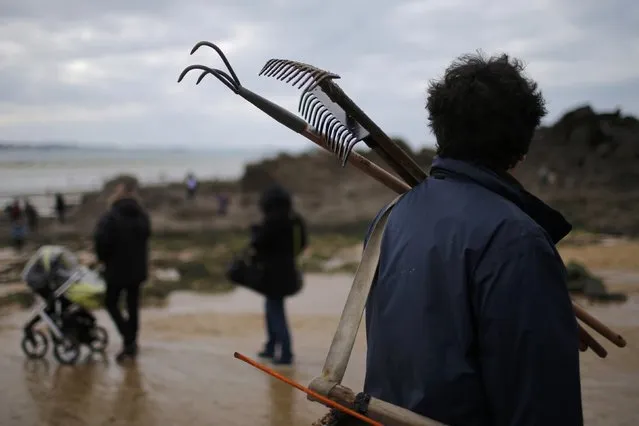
[0, 0, 637, 151]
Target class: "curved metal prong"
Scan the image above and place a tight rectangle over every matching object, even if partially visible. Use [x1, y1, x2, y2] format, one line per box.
[341, 138, 362, 166]
[178, 64, 239, 93]
[189, 41, 241, 87]
[196, 69, 238, 92]
[298, 91, 312, 116]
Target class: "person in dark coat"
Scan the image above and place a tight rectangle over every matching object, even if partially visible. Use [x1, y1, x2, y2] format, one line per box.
[94, 179, 151, 362]
[252, 184, 307, 365]
[55, 193, 67, 224]
[7, 199, 26, 251]
[185, 173, 198, 200]
[363, 53, 583, 425]
[24, 198, 39, 233]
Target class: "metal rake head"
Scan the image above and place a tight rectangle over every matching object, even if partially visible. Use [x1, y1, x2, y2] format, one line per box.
[259, 59, 340, 92]
[177, 41, 242, 93]
[299, 89, 367, 166]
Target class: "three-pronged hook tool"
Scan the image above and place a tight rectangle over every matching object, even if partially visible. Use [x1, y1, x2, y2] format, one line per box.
[259, 59, 427, 186]
[177, 41, 409, 195]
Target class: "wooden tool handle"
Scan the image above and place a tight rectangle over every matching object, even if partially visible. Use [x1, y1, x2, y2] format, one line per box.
[574, 303, 626, 348]
[578, 323, 608, 358]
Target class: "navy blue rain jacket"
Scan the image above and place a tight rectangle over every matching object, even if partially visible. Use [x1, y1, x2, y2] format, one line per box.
[363, 157, 583, 426]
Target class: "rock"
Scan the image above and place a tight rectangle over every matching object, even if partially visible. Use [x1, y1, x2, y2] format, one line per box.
[565, 261, 627, 302]
[155, 268, 181, 282]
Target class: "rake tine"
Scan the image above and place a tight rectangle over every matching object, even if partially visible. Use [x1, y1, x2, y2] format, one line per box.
[189, 41, 241, 86]
[265, 61, 290, 78]
[335, 125, 350, 147]
[318, 109, 333, 134]
[306, 98, 323, 125]
[285, 64, 310, 84]
[265, 60, 285, 77]
[338, 135, 353, 162]
[257, 59, 274, 75]
[300, 93, 319, 123]
[291, 69, 317, 91]
[290, 66, 321, 91]
[298, 91, 313, 116]
[279, 63, 300, 81]
[329, 120, 345, 148]
[342, 139, 359, 166]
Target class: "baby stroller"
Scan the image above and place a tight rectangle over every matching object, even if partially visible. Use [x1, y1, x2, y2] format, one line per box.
[20, 245, 109, 365]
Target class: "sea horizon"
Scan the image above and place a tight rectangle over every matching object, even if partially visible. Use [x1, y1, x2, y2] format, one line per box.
[0, 146, 297, 216]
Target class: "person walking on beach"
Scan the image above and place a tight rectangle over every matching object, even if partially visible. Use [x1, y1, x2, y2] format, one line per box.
[362, 53, 582, 425]
[253, 184, 307, 365]
[94, 178, 151, 362]
[24, 199, 39, 233]
[54, 193, 67, 224]
[7, 199, 27, 251]
[216, 192, 230, 216]
[185, 173, 198, 200]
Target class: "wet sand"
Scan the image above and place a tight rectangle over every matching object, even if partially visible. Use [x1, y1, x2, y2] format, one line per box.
[1, 273, 638, 425]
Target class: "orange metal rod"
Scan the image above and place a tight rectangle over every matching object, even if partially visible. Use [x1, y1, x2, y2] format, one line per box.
[233, 352, 383, 426]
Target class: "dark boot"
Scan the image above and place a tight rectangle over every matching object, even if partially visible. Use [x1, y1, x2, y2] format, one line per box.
[116, 341, 138, 363]
[273, 353, 294, 366]
[257, 342, 275, 359]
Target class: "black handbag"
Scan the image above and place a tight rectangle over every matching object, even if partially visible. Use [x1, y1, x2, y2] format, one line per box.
[283, 270, 303, 297]
[225, 247, 266, 295]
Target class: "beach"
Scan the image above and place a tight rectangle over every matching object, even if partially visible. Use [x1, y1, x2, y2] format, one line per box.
[0, 273, 638, 425]
[0, 140, 638, 425]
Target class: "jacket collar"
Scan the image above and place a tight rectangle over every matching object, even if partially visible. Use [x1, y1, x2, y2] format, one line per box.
[430, 156, 572, 244]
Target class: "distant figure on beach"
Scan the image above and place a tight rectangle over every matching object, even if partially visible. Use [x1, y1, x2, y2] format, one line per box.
[185, 173, 198, 200]
[55, 193, 67, 224]
[7, 199, 26, 251]
[216, 192, 229, 216]
[94, 178, 151, 363]
[24, 199, 39, 233]
[253, 184, 307, 365]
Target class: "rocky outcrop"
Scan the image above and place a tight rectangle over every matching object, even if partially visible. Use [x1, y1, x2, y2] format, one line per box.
[513, 106, 639, 234]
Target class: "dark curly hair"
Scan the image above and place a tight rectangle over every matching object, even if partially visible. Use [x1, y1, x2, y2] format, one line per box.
[426, 52, 547, 171]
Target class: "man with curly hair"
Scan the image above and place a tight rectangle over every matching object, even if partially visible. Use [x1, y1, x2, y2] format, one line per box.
[362, 53, 583, 425]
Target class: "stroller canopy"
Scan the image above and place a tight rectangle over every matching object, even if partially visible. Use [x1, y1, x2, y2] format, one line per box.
[22, 245, 80, 293]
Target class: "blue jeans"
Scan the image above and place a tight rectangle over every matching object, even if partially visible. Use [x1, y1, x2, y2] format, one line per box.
[264, 297, 292, 359]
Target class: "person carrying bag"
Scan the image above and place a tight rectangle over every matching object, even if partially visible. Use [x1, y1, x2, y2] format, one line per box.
[226, 183, 307, 365]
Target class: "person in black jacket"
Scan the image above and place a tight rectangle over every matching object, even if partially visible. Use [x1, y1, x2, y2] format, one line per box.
[363, 53, 583, 425]
[94, 179, 151, 362]
[24, 198, 38, 233]
[252, 184, 307, 365]
[55, 193, 67, 224]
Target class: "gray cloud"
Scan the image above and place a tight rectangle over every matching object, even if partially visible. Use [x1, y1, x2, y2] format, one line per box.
[0, 0, 637, 150]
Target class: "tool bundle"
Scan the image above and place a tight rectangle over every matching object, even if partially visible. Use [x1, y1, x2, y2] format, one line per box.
[178, 41, 627, 426]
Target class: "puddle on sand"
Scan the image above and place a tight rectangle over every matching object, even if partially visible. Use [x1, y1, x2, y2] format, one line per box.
[0, 273, 638, 425]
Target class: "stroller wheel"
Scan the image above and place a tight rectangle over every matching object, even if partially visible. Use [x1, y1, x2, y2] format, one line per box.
[21, 330, 49, 359]
[90, 326, 109, 352]
[53, 338, 81, 365]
